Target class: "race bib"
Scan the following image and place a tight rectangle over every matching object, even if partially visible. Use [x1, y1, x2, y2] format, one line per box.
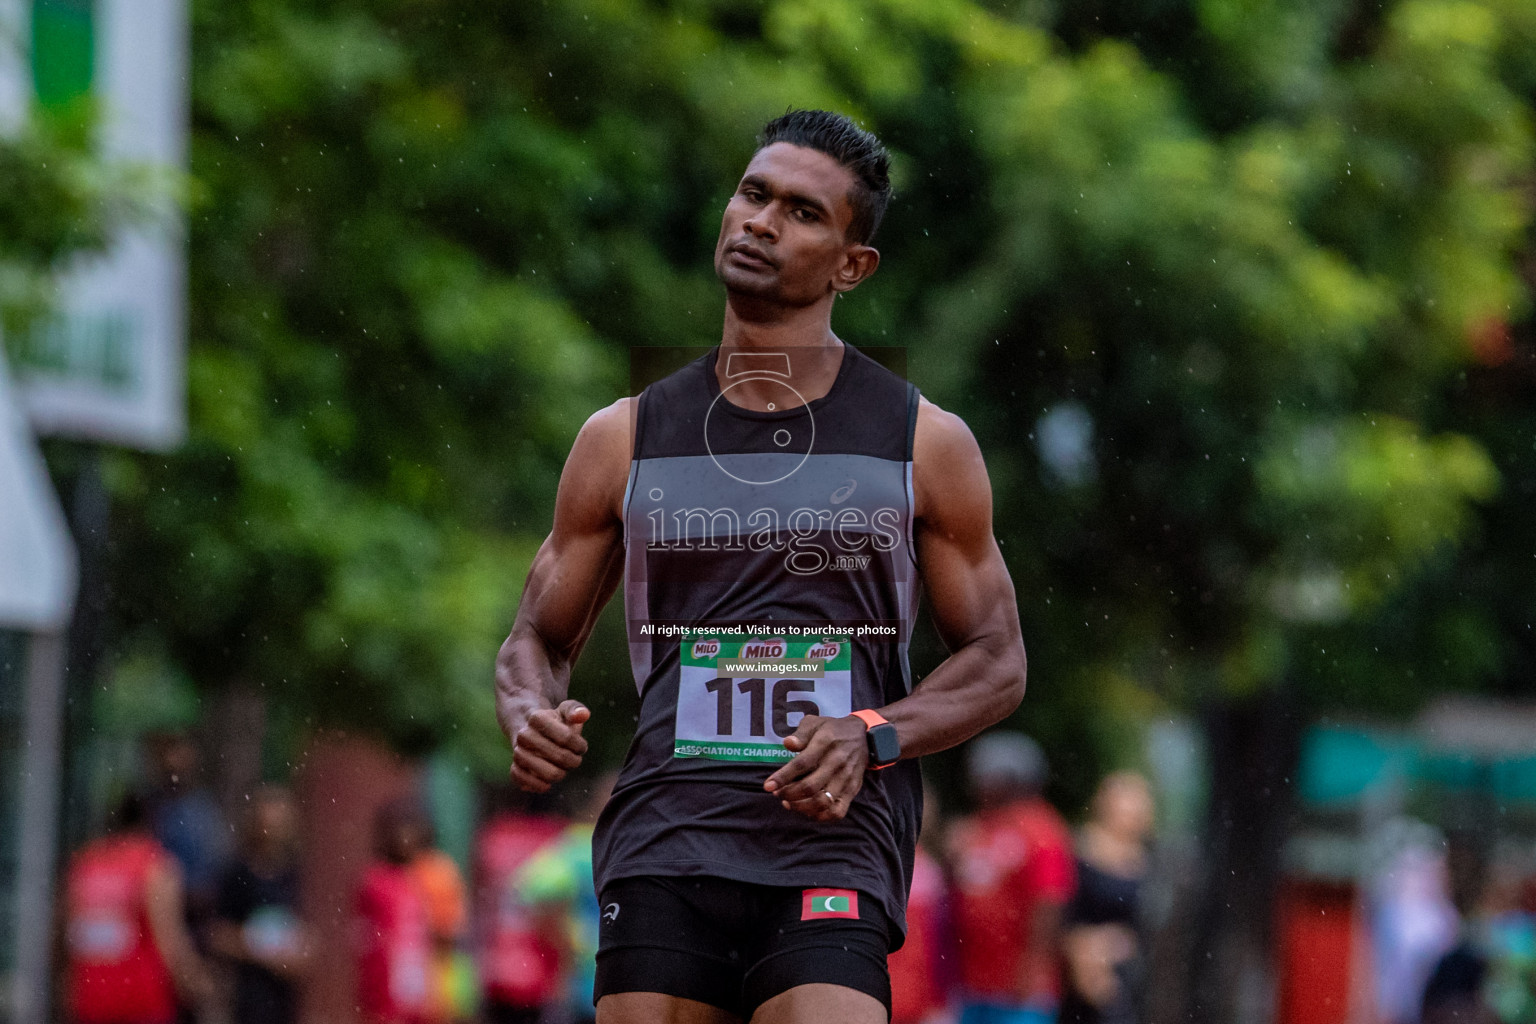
[674, 635, 852, 762]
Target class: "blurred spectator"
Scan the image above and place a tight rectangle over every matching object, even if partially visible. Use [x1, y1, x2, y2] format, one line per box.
[1059, 772, 1155, 1024]
[889, 781, 952, 1024]
[60, 793, 215, 1024]
[1421, 832, 1498, 1024]
[411, 824, 476, 1023]
[473, 787, 567, 1024]
[1480, 853, 1536, 1024]
[141, 731, 231, 929]
[514, 773, 616, 1024]
[949, 732, 1076, 1024]
[357, 797, 434, 1024]
[208, 785, 311, 1024]
[1366, 818, 1459, 1024]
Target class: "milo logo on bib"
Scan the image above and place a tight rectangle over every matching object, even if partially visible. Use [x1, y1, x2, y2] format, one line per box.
[740, 639, 787, 659]
[674, 634, 854, 762]
[806, 640, 841, 661]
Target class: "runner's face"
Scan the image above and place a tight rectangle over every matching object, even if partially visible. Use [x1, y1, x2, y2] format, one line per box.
[714, 143, 873, 306]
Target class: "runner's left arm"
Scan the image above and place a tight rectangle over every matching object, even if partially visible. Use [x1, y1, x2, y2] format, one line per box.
[766, 398, 1026, 818]
[883, 398, 1029, 751]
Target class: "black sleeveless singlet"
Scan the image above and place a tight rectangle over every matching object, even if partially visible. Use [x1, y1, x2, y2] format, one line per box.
[590, 342, 924, 937]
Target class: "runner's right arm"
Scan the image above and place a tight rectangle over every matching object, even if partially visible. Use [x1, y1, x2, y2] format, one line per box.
[495, 398, 632, 793]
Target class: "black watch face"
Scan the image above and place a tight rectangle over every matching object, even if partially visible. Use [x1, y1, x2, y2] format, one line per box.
[867, 723, 900, 766]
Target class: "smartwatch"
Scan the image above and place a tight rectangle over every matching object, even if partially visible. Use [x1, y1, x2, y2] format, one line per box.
[851, 709, 901, 769]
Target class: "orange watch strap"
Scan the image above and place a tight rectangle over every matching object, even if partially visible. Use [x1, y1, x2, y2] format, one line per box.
[850, 709, 888, 730]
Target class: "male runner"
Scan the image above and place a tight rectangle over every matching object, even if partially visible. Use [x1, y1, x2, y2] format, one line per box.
[495, 109, 1028, 1024]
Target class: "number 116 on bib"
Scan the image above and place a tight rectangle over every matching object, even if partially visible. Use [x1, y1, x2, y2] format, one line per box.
[673, 636, 852, 762]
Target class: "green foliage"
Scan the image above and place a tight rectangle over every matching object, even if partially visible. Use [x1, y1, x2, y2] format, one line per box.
[0, 107, 147, 337]
[938, 0, 1532, 800]
[89, 0, 1533, 789]
[95, 651, 202, 737]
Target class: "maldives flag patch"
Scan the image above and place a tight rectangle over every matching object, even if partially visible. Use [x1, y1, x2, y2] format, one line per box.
[801, 888, 859, 920]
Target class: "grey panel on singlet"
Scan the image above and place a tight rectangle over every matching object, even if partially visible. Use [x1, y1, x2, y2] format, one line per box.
[627, 452, 914, 548]
[593, 344, 924, 943]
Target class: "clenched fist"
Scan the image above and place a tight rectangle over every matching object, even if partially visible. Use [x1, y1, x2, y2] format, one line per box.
[511, 699, 590, 793]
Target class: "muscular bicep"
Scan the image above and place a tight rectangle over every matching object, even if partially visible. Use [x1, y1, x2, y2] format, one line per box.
[913, 401, 1021, 654]
[512, 399, 631, 659]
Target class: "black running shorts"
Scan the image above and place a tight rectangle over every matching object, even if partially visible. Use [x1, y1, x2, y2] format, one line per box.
[593, 875, 892, 1019]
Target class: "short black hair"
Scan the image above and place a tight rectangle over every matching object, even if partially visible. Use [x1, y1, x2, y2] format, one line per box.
[758, 109, 892, 245]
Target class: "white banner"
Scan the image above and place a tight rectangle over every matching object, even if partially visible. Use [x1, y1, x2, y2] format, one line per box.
[0, 357, 75, 631]
[3, 0, 187, 450]
[0, 0, 27, 130]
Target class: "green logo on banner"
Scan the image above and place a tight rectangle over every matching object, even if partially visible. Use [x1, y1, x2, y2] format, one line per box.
[31, 0, 96, 109]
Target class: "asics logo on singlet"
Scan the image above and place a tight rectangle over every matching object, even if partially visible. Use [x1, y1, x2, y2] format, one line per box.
[644, 505, 901, 576]
[830, 479, 857, 504]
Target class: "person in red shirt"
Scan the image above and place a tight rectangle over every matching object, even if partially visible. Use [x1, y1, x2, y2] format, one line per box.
[949, 732, 1076, 1024]
[61, 794, 214, 1024]
[472, 789, 566, 1024]
[356, 798, 435, 1024]
[889, 783, 952, 1024]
